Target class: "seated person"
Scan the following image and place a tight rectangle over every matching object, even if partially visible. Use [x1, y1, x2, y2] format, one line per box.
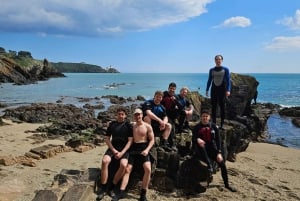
[192, 109, 236, 192]
[96, 107, 133, 200]
[176, 87, 194, 132]
[112, 108, 155, 201]
[142, 90, 172, 150]
[161, 82, 180, 122]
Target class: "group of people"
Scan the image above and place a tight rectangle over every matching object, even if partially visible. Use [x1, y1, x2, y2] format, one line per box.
[96, 55, 236, 201]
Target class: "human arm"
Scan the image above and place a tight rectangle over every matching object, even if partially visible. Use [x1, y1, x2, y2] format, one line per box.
[141, 124, 155, 156]
[224, 67, 231, 97]
[192, 124, 205, 148]
[105, 135, 119, 155]
[185, 100, 194, 117]
[206, 68, 213, 96]
[105, 121, 119, 155]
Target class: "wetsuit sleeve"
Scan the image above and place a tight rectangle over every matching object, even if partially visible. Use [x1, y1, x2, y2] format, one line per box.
[224, 67, 231, 92]
[106, 121, 115, 137]
[206, 68, 213, 92]
[143, 100, 152, 111]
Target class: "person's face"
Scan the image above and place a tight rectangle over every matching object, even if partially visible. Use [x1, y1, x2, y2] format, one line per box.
[134, 112, 142, 122]
[201, 113, 210, 124]
[154, 94, 163, 104]
[116, 111, 126, 122]
[168, 86, 176, 96]
[215, 56, 223, 67]
[180, 89, 188, 97]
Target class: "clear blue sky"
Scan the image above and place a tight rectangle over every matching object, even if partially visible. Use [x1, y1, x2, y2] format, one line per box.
[1, 0, 300, 73]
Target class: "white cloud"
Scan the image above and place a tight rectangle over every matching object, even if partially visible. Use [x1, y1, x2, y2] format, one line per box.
[265, 36, 300, 51]
[277, 9, 300, 30]
[0, 0, 213, 37]
[214, 16, 251, 28]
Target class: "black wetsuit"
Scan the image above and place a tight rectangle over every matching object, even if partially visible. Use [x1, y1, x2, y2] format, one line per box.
[206, 66, 231, 127]
[142, 99, 167, 135]
[192, 122, 230, 187]
[105, 121, 133, 159]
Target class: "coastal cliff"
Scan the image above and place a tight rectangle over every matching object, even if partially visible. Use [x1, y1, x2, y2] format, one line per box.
[0, 48, 65, 85]
[0, 47, 119, 85]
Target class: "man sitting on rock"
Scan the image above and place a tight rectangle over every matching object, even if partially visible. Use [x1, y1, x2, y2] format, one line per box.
[142, 90, 173, 151]
[192, 109, 237, 192]
[96, 107, 133, 200]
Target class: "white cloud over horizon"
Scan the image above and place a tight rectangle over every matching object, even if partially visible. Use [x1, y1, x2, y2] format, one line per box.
[0, 0, 213, 37]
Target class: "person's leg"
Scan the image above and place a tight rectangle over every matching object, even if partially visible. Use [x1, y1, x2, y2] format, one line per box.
[111, 164, 133, 201]
[101, 155, 111, 185]
[143, 115, 151, 124]
[194, 146, 213, 186]
[140, 161, 151, 201]
[217, 160, 236, 192]
[97, 154, 111, 200]
[177, 110, 186, 131]
[219, 95, 226, 128]
[210, 94, 218, 124]
[110, 157, 128, 192]
[162, 122, 172, 141]
[161, 122, 174, 151]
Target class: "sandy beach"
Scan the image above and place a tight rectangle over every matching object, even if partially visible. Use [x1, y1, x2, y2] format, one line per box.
[1, 119, 300, 201]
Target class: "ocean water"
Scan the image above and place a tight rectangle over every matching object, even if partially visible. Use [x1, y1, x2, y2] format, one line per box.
[1, 73, 299, 148]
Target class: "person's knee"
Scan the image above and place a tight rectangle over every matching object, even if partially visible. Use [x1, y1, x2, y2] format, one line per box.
[166, 123, 172, 130]
[143, 163, 151, 174]
[119, 159, 128, 170]
[125, 165, 133, 174]
[102, 156, 111, 166]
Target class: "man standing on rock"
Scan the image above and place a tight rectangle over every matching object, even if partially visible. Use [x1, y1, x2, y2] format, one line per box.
[192, 109, 236, 192]
[206, 54, 231, 129]
[96, 107, 133, 200]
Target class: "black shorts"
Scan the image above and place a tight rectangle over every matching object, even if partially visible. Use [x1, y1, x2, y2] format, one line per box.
[128, 142, 151, 165]
[104, 149, 130, 160]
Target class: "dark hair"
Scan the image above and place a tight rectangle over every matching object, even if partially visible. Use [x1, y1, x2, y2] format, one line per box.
[215, 54, 223, 60]
[201, 109, 211, 115]
[168, 82, 176, 88]
[117, 107, 127, 114]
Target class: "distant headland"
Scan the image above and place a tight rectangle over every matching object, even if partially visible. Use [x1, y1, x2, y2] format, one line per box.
[0, 47, 119, 85]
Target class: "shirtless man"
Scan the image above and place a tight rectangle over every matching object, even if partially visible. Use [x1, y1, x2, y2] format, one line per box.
[112, 108, 155, 201]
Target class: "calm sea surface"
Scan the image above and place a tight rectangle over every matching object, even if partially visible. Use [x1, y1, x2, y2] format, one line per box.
[1, 73, 299, 148]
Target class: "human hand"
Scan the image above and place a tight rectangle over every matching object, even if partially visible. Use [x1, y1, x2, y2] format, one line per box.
[141, 150, 148, 156]
[226, 91, 230, 97]
[114, 151, 122, 159]
[216, 153, 223, 163]
[197, 138, 205, 148]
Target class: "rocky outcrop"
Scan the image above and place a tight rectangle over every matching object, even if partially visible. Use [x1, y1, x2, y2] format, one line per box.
[0, 57, 65, 85]
[279, 106, 300, 127]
